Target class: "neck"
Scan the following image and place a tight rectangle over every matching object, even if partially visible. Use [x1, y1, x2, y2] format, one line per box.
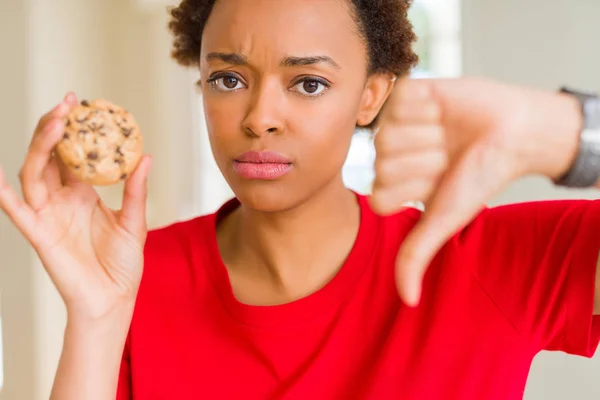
[218, 177, 361, 304]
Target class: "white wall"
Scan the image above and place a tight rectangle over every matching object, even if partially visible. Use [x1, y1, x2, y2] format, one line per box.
[0, 1, 36, 398]
[0, 0, 200, 398]
[462, 0, 600, 399]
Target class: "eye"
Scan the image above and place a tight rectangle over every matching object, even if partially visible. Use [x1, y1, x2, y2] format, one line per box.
[291, 77, 330, 97]
[208, 73, 246, 92]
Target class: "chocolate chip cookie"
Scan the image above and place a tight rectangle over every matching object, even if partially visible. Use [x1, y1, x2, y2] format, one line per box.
[56, 99, 143, 186]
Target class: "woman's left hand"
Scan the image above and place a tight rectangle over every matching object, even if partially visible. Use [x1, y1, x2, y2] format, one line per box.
[370, 77, 583, 306]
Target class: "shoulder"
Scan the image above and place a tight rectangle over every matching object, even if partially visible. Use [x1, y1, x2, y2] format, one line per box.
[143, 213, 215, 267]
[461, 199, 599, 238]
[373, 199, 598, 256]
[354, 194, 424, 240]
[433, 200, 600, 270]
[145, 214, 214, 258]
[140, 212, 217, 291]
[132, 212, 219, 323]
[371, 201, 423, 234]
[360, 197, 424, 253]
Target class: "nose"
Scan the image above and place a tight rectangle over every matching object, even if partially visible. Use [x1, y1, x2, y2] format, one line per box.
[242, 81, 285, 137]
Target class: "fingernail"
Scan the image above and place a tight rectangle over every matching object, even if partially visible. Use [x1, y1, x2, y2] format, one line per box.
[64, 92, 76, 104]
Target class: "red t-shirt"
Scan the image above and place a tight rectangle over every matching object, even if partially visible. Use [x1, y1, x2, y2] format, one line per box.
[117, 194, 600, 400]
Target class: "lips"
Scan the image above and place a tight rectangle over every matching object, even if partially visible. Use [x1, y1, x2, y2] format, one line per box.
[235, 151, 292, 164]
[233, 151, 293, 180]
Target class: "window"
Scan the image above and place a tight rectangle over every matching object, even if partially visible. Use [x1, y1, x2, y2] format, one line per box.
[410, 0, 462, 79]
[342, 0, 462, 196]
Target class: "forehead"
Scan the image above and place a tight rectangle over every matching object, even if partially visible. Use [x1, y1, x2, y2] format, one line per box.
[201, 0, 363, 60]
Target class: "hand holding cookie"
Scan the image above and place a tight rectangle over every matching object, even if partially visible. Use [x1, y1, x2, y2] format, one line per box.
[0, 92, 151, 323]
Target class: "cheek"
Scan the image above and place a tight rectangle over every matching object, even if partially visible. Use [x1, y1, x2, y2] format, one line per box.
[204, 97, 242, 133]
[203, 95, 245, 152]
[289, 90, 362, 167]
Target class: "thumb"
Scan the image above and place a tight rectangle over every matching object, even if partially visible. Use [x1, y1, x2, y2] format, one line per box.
[395, 143, 502, 306]
[119, 155, 152, 239]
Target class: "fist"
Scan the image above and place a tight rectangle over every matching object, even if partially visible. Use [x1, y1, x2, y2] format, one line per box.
[370, 81, 449, 215]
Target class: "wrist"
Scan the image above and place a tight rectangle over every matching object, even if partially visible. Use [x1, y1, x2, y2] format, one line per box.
[66, 300, 135, 336]
[64, 289, 138, 324]
[527, 90, 582, 179]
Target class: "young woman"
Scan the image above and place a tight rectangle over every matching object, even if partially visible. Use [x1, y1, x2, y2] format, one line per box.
[0, 0, 598, 399]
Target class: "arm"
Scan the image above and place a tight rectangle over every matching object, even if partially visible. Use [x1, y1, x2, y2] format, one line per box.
[51, 308, 133, 400]
[539, 92, 600, 316]
[530, 91, 600, 316]
[370, 78, 600, 309]
[0, 93, 149, 400]
[447, 199, 600, 357]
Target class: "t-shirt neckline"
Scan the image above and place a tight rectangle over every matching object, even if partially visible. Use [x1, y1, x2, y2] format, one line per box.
[204, 192, 380, 328]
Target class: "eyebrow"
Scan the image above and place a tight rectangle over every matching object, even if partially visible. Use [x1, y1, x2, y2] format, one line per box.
[205, 52, 340, 69]
[281, 55, 340, 69]
[206, 52, 248, 65]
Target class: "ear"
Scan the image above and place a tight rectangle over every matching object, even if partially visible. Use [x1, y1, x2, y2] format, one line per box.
[356, 73, 396, 127]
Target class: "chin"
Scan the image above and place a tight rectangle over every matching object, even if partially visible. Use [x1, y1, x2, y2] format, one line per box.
[228, 176, 322, 213]
[230, 181, 306, 213]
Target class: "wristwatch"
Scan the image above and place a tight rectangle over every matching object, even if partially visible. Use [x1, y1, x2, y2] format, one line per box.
[554, 87, 600, 187]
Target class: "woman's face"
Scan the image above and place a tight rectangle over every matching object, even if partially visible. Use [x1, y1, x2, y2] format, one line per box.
[200, 0, 392, 211]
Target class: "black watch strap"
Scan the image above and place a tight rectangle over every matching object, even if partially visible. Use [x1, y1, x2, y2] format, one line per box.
[554, 87, 600, 188]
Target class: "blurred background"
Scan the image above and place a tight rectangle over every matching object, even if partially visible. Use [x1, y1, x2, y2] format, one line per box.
[0, 0, 599, 398]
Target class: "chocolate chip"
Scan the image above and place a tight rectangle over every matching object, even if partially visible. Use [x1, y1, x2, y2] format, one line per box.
[78, 129, 88, 136]
[120, 173, 127, 180]
[62, 133, 70, 140]
[114, 158, 123, 165]
[73, 165, 80, 170]
[116, 147, 124, 156]
[81, 100, 90, 106]
[66, 119, 71, 127]
[87, 151, 98, 160]
[121, 128, 132, 137]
